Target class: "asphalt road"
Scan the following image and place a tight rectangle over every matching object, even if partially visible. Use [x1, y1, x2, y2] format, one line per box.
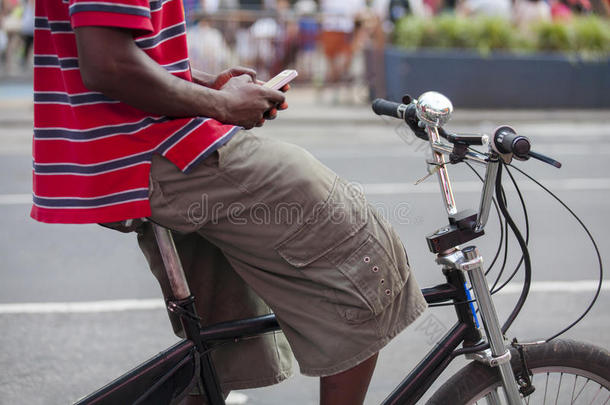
[0, 87, 608, 405]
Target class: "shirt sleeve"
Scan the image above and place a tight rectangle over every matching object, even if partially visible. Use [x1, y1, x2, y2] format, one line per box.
[69, 0, 153, 34]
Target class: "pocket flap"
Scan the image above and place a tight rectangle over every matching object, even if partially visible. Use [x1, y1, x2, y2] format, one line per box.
[275, 178, 368, 267]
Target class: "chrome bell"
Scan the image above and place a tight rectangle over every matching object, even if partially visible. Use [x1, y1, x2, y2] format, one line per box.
[415, 92, 453, 128]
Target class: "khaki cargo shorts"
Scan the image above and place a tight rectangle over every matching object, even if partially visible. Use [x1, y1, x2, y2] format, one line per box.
[146, 130, 427, 377]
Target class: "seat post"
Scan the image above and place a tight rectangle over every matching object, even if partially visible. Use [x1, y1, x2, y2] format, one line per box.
[151, 223, 227, 404]
[152, 223, 191, 300]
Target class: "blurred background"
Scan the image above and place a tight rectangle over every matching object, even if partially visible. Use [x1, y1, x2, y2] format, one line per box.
[1, 1, 609, 404]
[3, 0, 609, 103]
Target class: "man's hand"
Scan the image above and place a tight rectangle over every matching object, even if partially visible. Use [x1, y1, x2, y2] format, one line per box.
[262, 83, 290, 122]
[192, 67, 290, 126]
[192, 67, 257, 90]
[217, 74, 285, 129]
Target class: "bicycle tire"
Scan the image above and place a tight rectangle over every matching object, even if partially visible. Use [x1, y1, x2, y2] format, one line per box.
[427, 339, 610, 404]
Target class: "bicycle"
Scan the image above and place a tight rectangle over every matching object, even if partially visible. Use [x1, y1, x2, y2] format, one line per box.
[75, 91, 609, 405]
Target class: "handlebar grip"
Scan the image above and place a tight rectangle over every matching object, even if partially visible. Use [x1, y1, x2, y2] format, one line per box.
[493, 126, 531, 159]
[372, 98, 407, 119]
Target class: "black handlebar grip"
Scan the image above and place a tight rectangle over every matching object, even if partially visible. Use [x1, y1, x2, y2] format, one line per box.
[494, 126, 531, 159]
[372, 98, 406, 119]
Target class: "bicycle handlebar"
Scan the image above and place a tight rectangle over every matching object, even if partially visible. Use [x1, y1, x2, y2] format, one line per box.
[371, 94, 561, 231]
[372, 98, 408, 119]
[372, 98, 432, 141]
[372, 97, 561, 169]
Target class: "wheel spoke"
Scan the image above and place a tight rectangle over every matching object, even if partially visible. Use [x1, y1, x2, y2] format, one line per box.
[588, 386, 603, 405]
[484, 388, 502, 405]
[573, 379, 591, 403]
[572, 375, 578, 404]
[555, 372, 563, 405]
[544, 372, 549, 405]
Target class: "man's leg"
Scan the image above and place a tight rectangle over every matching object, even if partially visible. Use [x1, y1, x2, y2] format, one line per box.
[320, 352, 379, 405]
[178, 353, 378, 405]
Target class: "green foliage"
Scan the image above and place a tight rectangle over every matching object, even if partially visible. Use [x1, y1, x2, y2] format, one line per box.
[572, 16, 610, 55]
[534, 20, 573, 51]
[474, 17, 518, 53]
[392, 15, 610, 58]
[435, 15, 477, 49]
[393, 16, 426, 49]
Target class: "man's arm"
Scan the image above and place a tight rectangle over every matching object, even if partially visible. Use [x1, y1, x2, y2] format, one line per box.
[74, 26, 285, 129]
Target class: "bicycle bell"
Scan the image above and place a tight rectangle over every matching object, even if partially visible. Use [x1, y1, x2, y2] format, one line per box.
[415, 91, 453, 128]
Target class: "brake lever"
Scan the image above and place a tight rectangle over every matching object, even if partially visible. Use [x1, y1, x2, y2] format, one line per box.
[528, 150, 562, 168]
[405, 104, 429, 141]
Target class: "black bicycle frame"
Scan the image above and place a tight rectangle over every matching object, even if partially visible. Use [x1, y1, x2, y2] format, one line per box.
[75, 263, 481, 405]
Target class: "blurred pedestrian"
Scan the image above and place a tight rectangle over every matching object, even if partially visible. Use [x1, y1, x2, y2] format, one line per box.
[550, 0, 591, 18]
[1, 0, 30, 74]
[513, 0, 551, 28]
[457, 0, 512, 18]
[19, 0, 33, 68]
[550, 0, 573, 19]
[294, 0, 319, 80]
[319, 0, 366, 86]
[388, 0, 427, 22]
[187, 17, 233, 74]
[249, 14, 282, 78]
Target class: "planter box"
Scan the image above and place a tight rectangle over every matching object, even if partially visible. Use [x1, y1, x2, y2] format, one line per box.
[381, 47, 610, 108]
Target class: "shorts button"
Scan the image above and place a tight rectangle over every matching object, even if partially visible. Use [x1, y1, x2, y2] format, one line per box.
[372, 265, 379, 273]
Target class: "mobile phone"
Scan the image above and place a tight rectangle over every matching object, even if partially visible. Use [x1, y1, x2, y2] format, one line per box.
[263, 69, 298, 90]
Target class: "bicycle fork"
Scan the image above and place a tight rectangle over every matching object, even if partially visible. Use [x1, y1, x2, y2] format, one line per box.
[440, 246, 523, 405]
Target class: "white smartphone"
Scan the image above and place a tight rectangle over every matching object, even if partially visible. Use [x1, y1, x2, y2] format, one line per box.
[263, 69, 298, 90]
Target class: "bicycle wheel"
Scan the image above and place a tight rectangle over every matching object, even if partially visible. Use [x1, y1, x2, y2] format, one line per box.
[427, 339, 610, 405]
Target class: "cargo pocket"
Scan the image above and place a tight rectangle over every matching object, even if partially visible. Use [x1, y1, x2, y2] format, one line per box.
[275, 176, 368, 267]
[333, 230, 408, 323]
[275, 176, 408, 324]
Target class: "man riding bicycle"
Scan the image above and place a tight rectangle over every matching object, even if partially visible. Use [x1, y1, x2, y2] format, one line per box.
[31, 0, 427, 403]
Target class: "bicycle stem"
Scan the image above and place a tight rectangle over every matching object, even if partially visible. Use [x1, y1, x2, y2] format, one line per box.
[475, 155, 501, 232]
[426, 125, 458, 216]
[425, 123, 500, 233]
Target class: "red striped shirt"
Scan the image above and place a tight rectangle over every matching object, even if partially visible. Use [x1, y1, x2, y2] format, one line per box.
[31, 0, 239, 224]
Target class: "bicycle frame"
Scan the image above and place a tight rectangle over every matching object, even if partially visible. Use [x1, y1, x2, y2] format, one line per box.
[75, 238, 485, 405]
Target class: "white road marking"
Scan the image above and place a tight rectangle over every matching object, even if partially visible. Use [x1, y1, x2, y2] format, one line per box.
[0, 298, 165, 314]
[226, 392, 249, 405]
[0, 281, 605, 314]
[495, 280, 607, 295]
[362, 178, 610, 195]
[0, 194, 31, 204]
[2, 178, 610, 206]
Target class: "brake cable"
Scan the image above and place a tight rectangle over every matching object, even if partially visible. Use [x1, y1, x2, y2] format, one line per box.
[491, 164, 530, 294]
[507, 164, 604, 342]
